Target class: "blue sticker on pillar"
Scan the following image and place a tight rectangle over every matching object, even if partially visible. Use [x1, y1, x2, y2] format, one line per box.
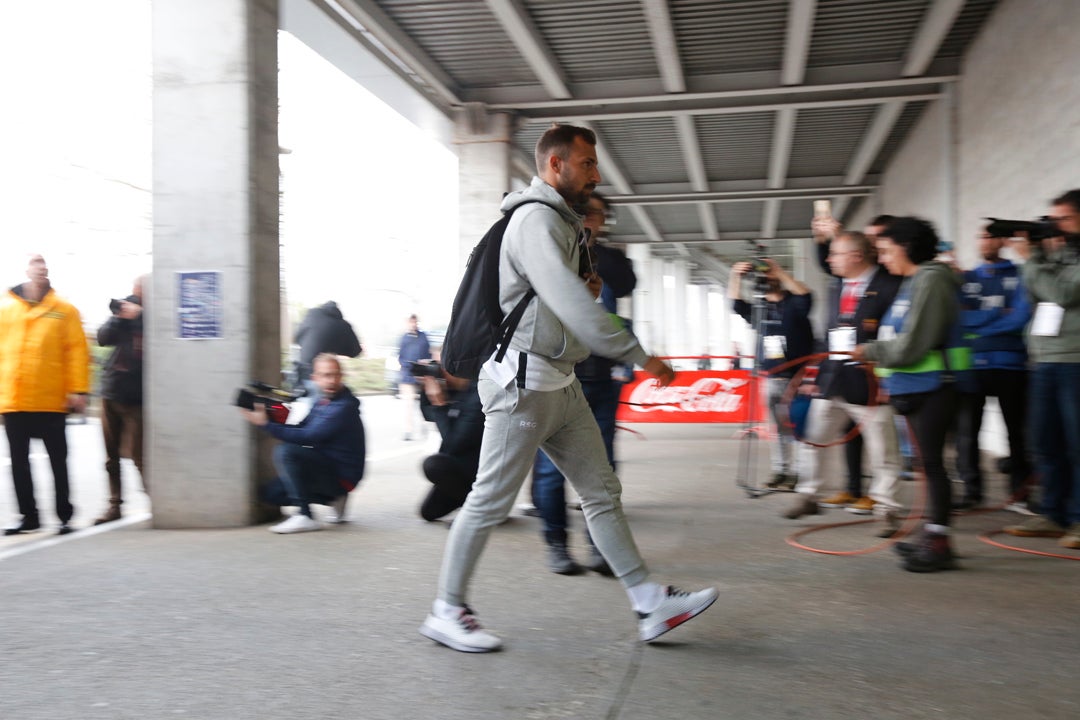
[177, 271, 223, 339]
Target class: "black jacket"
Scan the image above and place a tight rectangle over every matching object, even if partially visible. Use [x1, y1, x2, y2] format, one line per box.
[294, 302, 362, 376]
[733, 293, 814, 377]
[815, 259, 903, 404]
[97, 294, 144, 405]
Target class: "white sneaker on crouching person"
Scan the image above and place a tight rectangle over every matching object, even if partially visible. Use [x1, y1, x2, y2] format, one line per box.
[324, 495, 348, 524]
[636, 585, 719, 642]
[270, 514, 322, 534]
[420, 603, 502, 653]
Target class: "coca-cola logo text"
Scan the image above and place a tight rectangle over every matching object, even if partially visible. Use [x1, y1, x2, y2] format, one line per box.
[625, 377, 748, 414]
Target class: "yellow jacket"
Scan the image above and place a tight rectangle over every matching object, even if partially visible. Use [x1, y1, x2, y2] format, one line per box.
[0, 286, 91, 413]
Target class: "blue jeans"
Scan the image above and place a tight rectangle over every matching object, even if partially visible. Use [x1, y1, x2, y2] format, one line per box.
[266, 443, 342, 517]
[532, 379, 619, 542]
[1030, 363, 1080, 527]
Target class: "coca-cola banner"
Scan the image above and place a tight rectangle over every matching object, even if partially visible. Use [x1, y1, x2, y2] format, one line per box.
[616, 370, 767, 424]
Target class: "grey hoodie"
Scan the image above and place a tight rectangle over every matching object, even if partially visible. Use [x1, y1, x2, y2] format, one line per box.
[861, 261, 960, 368]
[498, 177, 649, 376]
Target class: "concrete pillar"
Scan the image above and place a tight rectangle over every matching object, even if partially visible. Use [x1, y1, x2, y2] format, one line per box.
[455, 108, 514, 270]
[671, 260, 691, 360]
[698, 284, 712, 360]
[150, 0, 280, 527]
[714, 286, 732, 369]
[626, 244, 653, 351]
[652, 259, 669, 356]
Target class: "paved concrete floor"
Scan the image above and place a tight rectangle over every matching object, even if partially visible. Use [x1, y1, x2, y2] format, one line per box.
[2, 404, 1079, 720]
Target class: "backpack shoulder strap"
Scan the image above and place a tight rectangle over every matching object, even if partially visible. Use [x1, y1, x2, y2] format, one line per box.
[488, 199, 562, 362]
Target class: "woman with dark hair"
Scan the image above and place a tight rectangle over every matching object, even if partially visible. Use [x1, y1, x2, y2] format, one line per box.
[851, 217, 962, 572]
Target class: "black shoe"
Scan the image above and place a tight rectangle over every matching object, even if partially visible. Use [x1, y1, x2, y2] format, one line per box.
[766, 473, 790, 489]
[546, 542, 584, 575]
[782, 494, 820, 520]
[4, 518, 41, 536]
[901, 532, 957, 573]
[952, 496, 981, 512]
[57, 524, 74, 536]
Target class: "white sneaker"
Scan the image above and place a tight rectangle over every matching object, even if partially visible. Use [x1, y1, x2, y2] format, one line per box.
[1004, 502, 1036, 516]
[638, 586, 718, 642]
[419, 607, 503, 653]
[270, 514, 322, 534]
[325, 495, 348, 524]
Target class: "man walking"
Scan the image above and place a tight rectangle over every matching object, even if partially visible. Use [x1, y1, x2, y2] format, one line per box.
[419, 124, 717, 653]
[1, 254, 90, 535]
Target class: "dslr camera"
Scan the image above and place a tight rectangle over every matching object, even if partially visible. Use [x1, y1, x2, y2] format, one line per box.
[409, 360, 444, 379]
[109, 298, 125, 314]
[233, 380, 299, 423]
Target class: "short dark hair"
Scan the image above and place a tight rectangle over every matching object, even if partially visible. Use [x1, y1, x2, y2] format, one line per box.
[589, 191, 611, 214]
[878, 217, 939, 265]
[1052, 189, 1080, 212]
[869, 214, 895, 229]
[535, 123, 597, 175]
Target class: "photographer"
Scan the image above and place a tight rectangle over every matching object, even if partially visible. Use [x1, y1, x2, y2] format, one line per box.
[93, 275, 148, 525]
[1003, 189, 1080, 549]
[412, 362, 484, 522]
[240, 354, 365, 534]
[728, 255, 814, 490]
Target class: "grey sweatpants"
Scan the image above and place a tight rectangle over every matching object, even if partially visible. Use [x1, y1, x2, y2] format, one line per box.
[437, 374, 649, 606]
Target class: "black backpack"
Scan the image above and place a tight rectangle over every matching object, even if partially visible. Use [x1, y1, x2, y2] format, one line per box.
[441, 200, 557, 380]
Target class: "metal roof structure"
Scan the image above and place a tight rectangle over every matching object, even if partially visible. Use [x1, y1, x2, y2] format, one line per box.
[312, 0, 999, 283]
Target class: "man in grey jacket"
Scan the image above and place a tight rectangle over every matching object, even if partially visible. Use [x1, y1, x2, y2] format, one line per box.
[420, 124, 717, 653]
[1004, 189, 1080, 549]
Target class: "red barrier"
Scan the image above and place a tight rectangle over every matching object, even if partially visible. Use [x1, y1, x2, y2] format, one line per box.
[617, 370, 767, 424]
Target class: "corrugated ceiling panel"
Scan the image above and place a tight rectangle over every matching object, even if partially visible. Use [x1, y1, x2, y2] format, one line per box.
[645, 203, 704, 235]
[777, 198, 816, 232]
[788, 105, 875, 178]
[612, 205, 643, 236]
[869, 100, 928, 175]
[936, 0, 998, 57]
[714, 201, 764, 233]
[528, 0, 657, 83]
[671, 0, 789, 75]
[593, 118, 685, 185]
[807, 0, 928, 68]
[379, 0, 536, 87]
[696, 113, 774, 182]
[513, 123, 546, 168]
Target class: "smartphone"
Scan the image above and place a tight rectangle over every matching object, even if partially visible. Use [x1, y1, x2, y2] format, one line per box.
[813, 199, 832, 219]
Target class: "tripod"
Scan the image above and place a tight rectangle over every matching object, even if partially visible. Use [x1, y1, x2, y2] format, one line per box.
[734, 274, 775, 498]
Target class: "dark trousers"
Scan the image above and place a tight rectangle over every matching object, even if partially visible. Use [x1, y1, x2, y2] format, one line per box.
[264, 444, 345, 517]
[101, 399, 145, 507]
[532, 378, 618, 542]
[1029, 363, 1080, 527]
[4, 412, 73, 523]
[845, 429, 864, 497]
[894, 385, 956, 527]
[955, 369, 1029, 501]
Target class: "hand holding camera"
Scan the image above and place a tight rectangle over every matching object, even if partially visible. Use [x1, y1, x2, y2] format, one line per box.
[109, 298, 142, 320]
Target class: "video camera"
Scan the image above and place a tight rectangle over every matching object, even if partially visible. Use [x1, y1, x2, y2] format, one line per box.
[985, 216, 1062, 242]
[233, 380, 298, 423]
[409, 360, 444, 379]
